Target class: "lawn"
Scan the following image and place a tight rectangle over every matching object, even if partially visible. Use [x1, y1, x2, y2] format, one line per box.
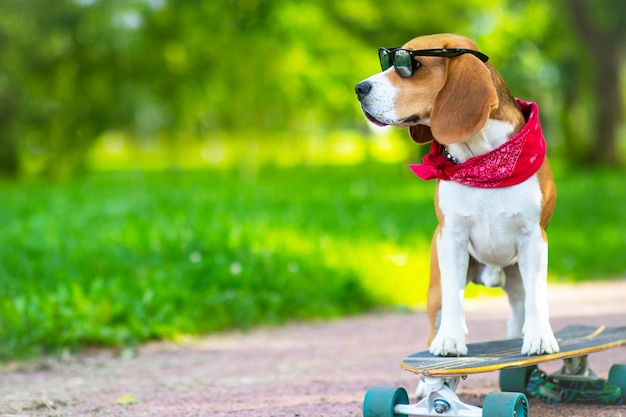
[1, 163, 624, 360]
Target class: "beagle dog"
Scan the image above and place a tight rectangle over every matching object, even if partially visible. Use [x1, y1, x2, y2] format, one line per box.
[355, 33, 559, 356]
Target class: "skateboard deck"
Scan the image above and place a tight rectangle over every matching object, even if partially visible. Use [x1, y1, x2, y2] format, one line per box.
[402, 325, 626, 377]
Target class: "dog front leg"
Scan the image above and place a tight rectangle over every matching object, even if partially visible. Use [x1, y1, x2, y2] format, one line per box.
[429, 232, 469, 356]
[517, 232, 559, 355]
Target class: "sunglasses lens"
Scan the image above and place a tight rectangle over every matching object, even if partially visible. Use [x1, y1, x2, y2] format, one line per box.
[379, 49, 392, 71]
[394, 50, 413, 77]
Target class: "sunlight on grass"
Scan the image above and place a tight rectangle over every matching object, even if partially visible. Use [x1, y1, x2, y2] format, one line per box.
[258, 225, 433, 307]
[323, 238, 431, 307]
[87, 130, 414, 171]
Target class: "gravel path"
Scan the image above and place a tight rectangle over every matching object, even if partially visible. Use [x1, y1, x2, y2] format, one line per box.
[2, 280, 626, 417]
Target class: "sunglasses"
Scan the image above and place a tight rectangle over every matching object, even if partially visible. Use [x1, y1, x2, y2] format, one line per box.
[378, 47, 490, 78]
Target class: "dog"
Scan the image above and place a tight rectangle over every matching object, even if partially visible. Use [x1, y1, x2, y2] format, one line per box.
[355, 33, 559, 357]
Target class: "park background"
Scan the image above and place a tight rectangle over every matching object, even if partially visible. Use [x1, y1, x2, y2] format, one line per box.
[0, 0, 625, 361]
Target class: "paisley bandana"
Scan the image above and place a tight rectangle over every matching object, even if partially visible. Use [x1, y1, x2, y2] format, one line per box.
[409, 99, 545, 188]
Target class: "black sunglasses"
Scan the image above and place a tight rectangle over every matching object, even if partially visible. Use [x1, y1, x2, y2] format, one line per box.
[378, 47, 489, 78]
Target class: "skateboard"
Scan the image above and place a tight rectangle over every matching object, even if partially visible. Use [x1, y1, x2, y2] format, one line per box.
[363, 325, 626, 417]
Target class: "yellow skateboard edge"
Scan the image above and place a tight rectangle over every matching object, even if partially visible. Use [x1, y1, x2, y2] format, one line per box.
[401, 339, 626, 377]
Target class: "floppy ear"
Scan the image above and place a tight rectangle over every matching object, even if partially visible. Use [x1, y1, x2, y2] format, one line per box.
[430, 55, 498, 144]
[409, 124, 435, 144]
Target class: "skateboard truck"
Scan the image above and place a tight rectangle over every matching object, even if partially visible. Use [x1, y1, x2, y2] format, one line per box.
[553, 355, 597, 380]
[364, 376, 528, 417]
[394, 376, 486, 416]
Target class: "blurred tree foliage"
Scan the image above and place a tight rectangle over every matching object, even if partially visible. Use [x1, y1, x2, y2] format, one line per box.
[0, 0, 624, 177]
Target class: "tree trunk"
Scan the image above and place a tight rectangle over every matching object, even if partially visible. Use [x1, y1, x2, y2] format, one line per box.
[0, 135, 19, 177]
[590, 45, 623, 165]
[0, 99, 19, 177]
[568, 0, 625, 166]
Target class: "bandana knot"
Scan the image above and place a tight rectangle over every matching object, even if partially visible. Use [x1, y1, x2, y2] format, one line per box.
[410, 99, 546, 188]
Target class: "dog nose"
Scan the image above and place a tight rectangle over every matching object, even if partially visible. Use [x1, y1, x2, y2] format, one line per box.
[355, 81, 372, 101]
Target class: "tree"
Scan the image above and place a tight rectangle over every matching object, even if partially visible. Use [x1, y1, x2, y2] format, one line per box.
[0, 0, 148, 177]
[564, 0, 625, 165]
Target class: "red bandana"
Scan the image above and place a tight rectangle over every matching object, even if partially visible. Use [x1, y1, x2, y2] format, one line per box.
[409, 99, 546, 188]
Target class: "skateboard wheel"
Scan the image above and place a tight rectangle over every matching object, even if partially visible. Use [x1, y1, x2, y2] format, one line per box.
[363, 386, 409, 417]
[608, 364, 626, 401]
[483, 392, 529, 417]
[499, 365, 537, 394]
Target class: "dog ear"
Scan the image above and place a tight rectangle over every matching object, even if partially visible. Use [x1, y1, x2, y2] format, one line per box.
[430, 56, 498, 144]
[409, 124, 435, 144]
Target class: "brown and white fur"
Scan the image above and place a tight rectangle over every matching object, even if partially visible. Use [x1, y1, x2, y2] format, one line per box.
[355, 33, 559, 356]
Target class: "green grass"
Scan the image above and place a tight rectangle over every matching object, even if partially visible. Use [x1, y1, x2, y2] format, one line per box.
[548, 165, 626, 280]
[0, 163, 625, 361]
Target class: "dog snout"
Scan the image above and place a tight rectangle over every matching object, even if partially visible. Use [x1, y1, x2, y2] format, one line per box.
[355, 81, 372, 101]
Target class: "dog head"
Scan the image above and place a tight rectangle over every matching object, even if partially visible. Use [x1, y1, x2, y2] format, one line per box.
[355, 33, 502, 145]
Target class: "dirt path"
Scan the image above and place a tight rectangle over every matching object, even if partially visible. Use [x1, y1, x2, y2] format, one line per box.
[2, 281, 626, 417]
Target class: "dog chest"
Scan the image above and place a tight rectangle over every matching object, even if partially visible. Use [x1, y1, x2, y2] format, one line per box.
[437, 175, 543, 262]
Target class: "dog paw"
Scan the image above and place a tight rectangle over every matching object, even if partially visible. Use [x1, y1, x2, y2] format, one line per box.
[521, 330, 560, 355]
[429, 334, 468, 356]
